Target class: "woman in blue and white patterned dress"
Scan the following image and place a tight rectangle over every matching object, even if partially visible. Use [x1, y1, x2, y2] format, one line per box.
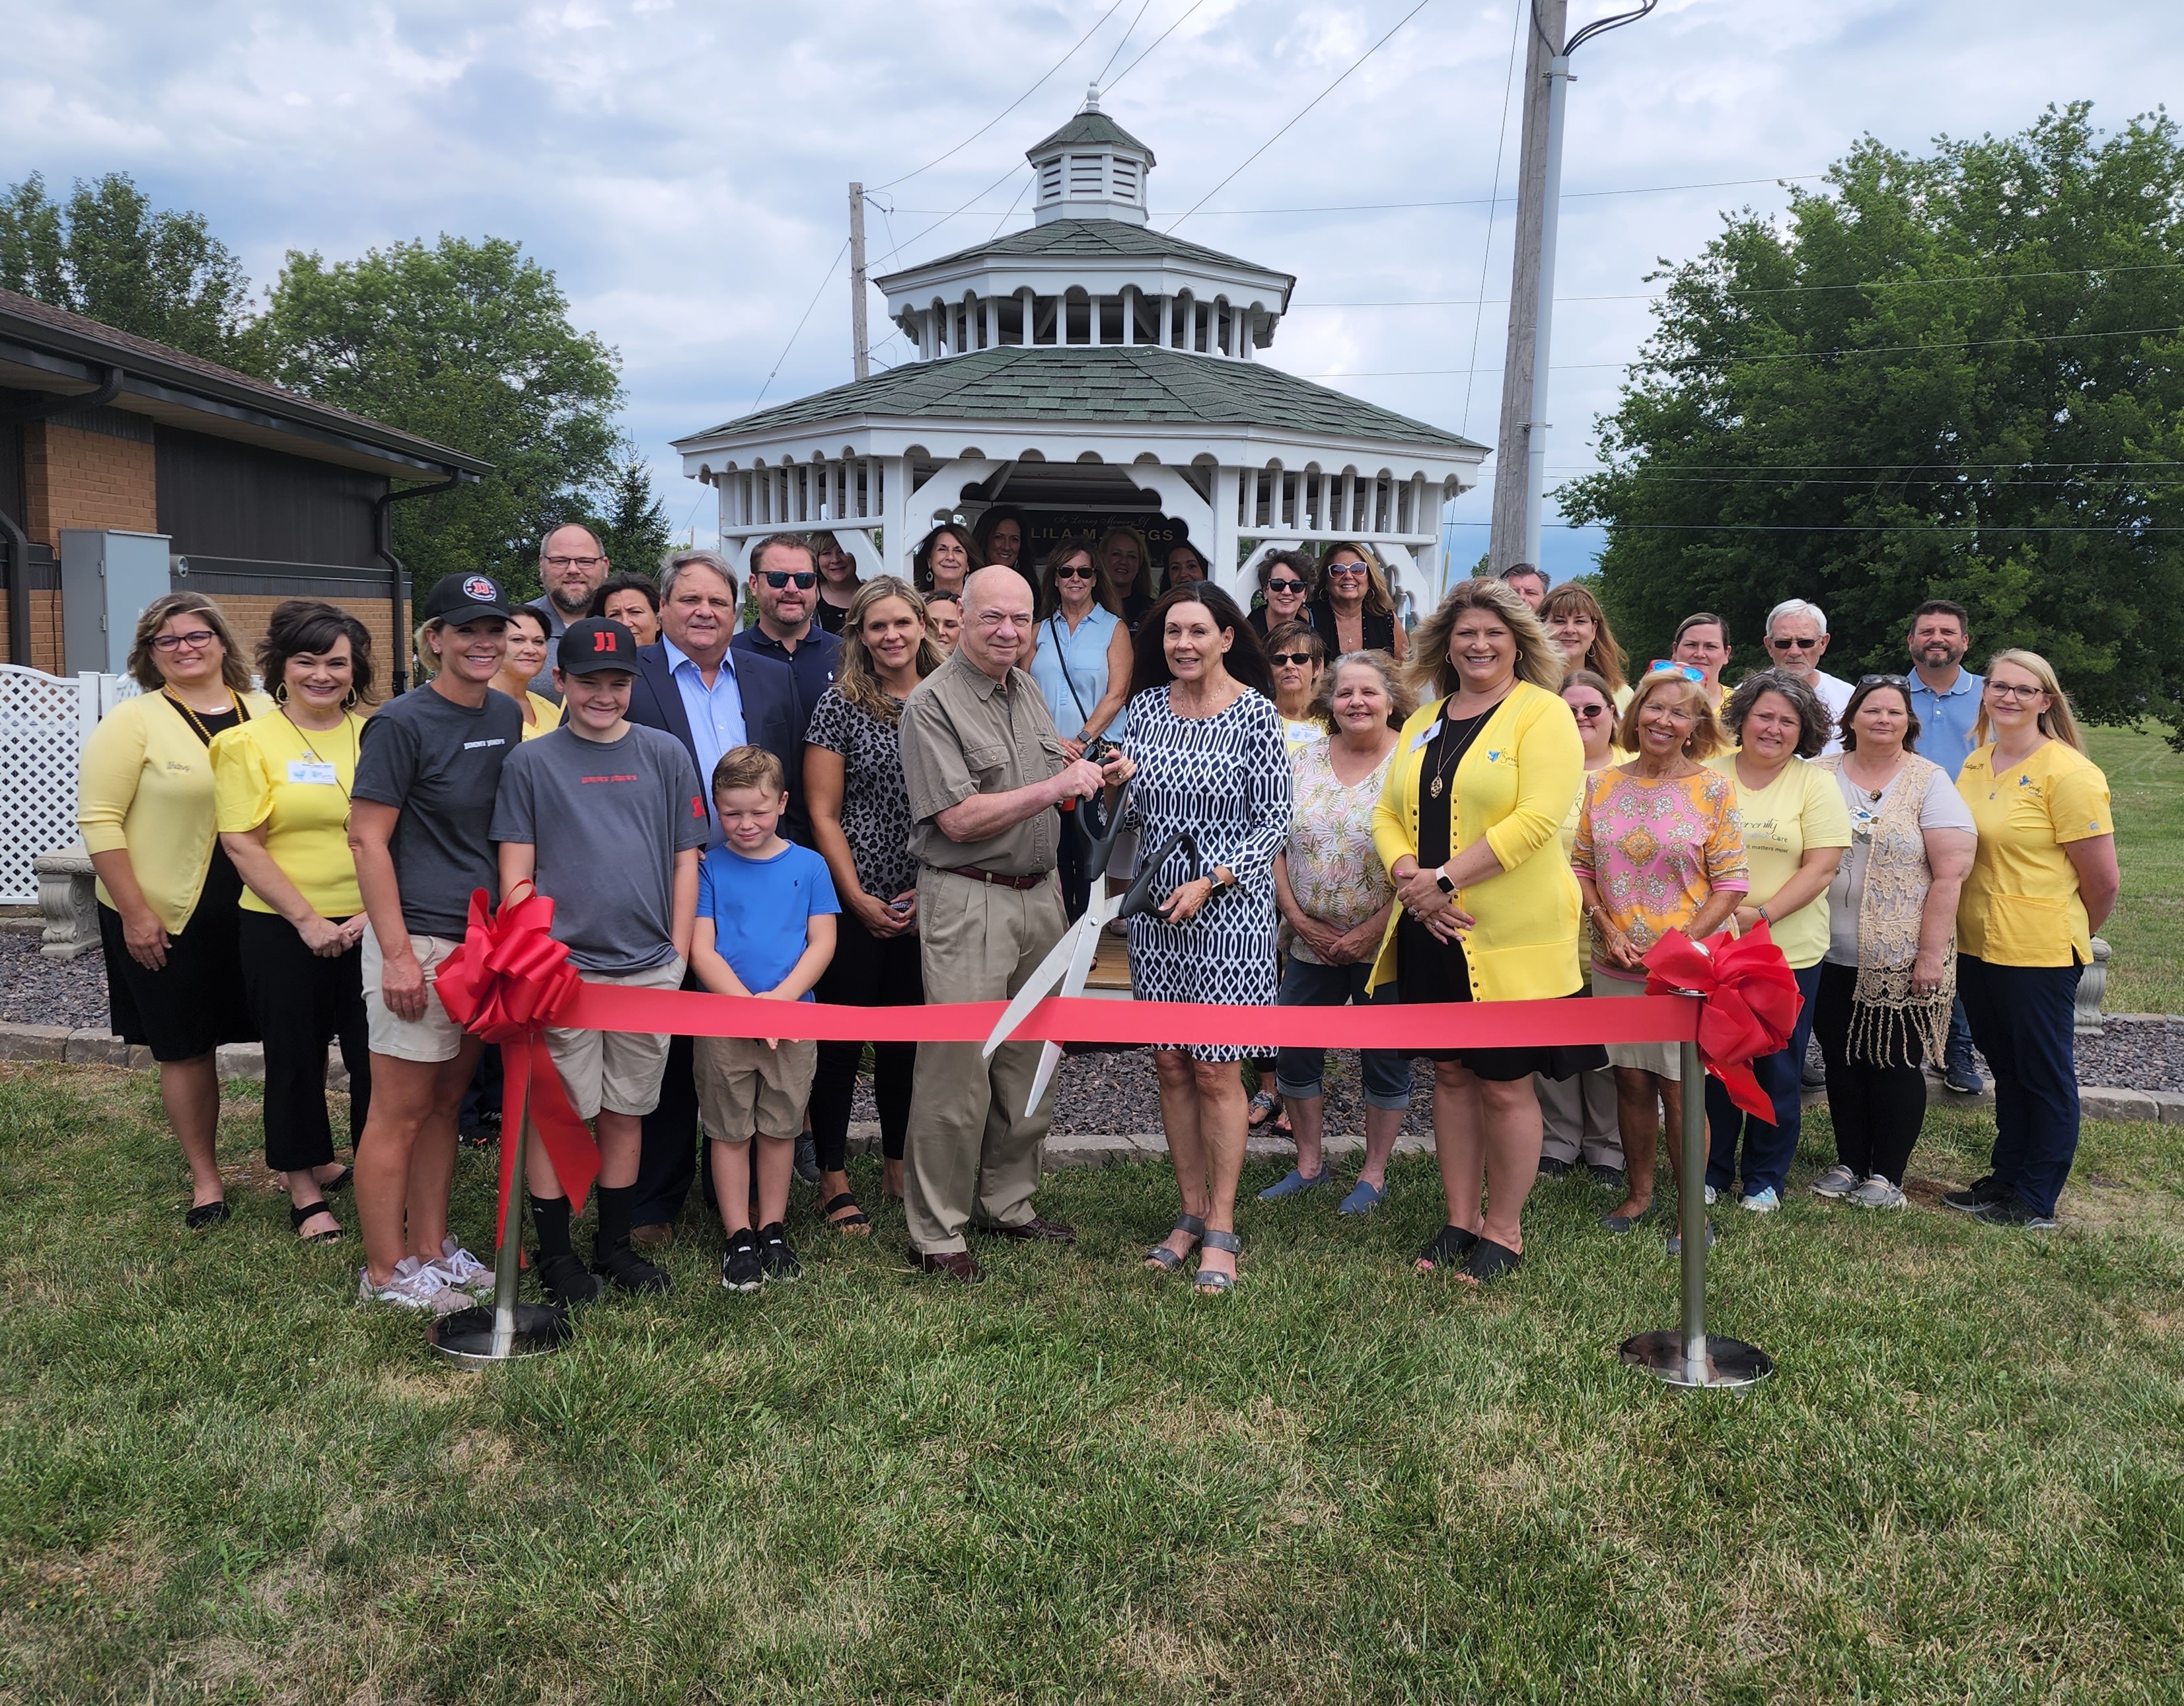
[1125, 584, 1292, 1294]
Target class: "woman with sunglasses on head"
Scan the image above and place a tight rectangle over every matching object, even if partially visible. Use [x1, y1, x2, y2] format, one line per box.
[589, 572, 664, 647]
[490, 606, 565, 739]
[1944, 652, 2116, 1230]
[1539, 583, 1630, 711]
[805, 534, 859, 635]
[1030, 536, 1134, 918]
[1309, 542, 1408, 662]
[79, 593, 273, 1230]
[912, 522, 978, 600]
[1703, 670, 1852, 1213]
[1807, 676, 1976, 1210]
[1249, 550, 1319, 642]
[213, 601, 378, 1244]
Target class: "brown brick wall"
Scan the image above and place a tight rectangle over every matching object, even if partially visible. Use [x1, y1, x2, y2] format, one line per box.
[21, 421, 159, 546]
[0, 590, 66, 673]
[208, 591, 408, 697]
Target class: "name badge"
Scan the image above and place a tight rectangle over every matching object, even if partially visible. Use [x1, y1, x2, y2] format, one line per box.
[287, 760, 339, 786]
[1408, 720, 1443, 754]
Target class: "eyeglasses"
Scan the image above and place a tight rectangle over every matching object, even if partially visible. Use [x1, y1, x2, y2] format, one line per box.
[151, 629, 219, 653]
[1570, 702, 1609, 719]
[1269, 652, 1318, 667]
[1266, 578, 1309, 594]
[1646, 660, 1706, 683]
[1768, 634, 1820, 650]
[1054, 564, 1093, 581]
[543, 555, 605, 570]
[762, 571, 818, 589]
[1986, 681, 2048, 701]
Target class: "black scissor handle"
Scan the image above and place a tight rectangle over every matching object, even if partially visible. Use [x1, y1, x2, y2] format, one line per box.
[1119, 828, 1201, 921]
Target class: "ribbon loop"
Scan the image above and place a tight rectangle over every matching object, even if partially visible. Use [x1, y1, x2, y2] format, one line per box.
[1642, 921, 1803, 1123]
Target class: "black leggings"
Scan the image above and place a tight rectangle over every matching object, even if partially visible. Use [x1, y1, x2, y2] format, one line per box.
[1811, 960, 1928, 1185]
[238, 908, 371, 1172]
[808, 906, 923, 1170]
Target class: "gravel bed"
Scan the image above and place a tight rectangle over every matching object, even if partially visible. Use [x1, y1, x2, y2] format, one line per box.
[2074, 1018, 2184, 1094]
[0, 932, 110, 1030]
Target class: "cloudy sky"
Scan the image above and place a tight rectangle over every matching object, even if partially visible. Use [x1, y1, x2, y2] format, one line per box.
[9, 0, 2181, 575]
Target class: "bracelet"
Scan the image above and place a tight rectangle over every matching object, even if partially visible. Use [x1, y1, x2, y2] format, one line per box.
[1754, 903, 1770, 923]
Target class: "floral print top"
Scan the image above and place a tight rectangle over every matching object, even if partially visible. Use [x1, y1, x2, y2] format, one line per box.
[1570, 766, 1749, 979]
[1282, 736, 1397, 964]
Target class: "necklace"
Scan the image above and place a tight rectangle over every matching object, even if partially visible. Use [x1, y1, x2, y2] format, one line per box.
[279, 705, 359, 824]
[1428, 697, 1501, 799]
[1845, 751, 1905, 802]
[162, 686, 242, 745]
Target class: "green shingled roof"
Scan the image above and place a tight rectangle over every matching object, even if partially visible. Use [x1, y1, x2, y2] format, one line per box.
[1025, 108, 1155, 163]
[688, 345, 1483, 453]
[882, 219, 1292, 291]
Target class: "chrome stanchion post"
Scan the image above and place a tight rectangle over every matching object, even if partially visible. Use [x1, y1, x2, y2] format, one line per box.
[431, 1110, 572, 1367]
[1620, 997, 1772, 1390]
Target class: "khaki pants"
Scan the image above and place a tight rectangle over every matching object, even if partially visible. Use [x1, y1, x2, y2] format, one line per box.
[906, 866, 1068, 1254]
[1537, 1067, 1622, 1168]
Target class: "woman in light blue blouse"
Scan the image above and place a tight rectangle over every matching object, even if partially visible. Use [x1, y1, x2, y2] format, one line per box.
[1031, 534, 1134, 917]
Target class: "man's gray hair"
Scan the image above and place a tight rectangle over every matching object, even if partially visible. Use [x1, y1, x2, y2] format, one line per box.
[748, 532, 815, 575]
[1766, 597, 1829, 636]
[538, 520, 604, 559]
[661, 548, 739, 602]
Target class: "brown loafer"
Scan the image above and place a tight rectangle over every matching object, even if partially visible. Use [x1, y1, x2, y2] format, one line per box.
[914, 1250, 986, 1284]
[978, 1215, 1075, 1244]
[629, 1222, 675, 1252]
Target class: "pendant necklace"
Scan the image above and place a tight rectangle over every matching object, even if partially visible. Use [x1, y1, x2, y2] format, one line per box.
[163, 686, 240, 744]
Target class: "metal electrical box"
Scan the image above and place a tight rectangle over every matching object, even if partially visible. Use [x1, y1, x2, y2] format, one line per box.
[59, 529, 172, 676]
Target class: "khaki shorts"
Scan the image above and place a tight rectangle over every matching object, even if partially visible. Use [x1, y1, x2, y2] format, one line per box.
[694, 1033, 817, 1143]
[362, 925, 468, 1063]
[544, 957, 687, 1120]
[1595, 966, 1683, 1079]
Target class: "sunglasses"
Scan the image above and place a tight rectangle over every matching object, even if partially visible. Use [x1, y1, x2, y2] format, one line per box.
[1858, 674, 1911, 688]
[1268, 651, 1318, 667]
[762, 571, 817, 589]
[1768, 635, 1820, 650]
[1326, 561, 1369, 575]
[1266, 577, 1309, 594]
[151, 629, 219, 653]
[1569, 702, 1609, 719]
[1054, 564, 1093, 581]
[1646, 660, 1706, 683]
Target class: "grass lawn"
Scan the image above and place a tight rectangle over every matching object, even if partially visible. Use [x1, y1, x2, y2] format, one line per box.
[2086, 725, 2184, 1018]
[5, 1064, 2184, 1703]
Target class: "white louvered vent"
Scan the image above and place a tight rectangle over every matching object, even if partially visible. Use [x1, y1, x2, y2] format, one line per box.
[1068, 155, 1105, 194]
[1038, 160, 1063, 202]
[1112, 159, 1140, 202]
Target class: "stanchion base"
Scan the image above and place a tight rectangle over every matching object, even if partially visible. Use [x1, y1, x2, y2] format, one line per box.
[1619, 1330, 1772, 1389]
[429, 1302, 570, 1367]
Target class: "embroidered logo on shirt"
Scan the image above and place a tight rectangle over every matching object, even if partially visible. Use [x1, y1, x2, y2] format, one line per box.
[462, 738, 508, 750]
[580, 773, 639, 784]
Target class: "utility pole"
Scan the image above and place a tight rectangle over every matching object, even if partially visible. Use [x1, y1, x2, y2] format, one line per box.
[1487, 1, 1656, 579]
[848, 183, 871, 381]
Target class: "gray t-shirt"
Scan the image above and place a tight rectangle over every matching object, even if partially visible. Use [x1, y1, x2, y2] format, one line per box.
[1825, 764, 1977, 966]
[353, 684, 525, 939]
[490, 722, 709, 974]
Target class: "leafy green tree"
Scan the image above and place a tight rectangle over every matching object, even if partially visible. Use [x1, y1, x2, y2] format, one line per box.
[588, 450, 674, 581]
[0, 172, 256, 367]
[255, 236, 623, 598]
[1564, 104, 2184, 736]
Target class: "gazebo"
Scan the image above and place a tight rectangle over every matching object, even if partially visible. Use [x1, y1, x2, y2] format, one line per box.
[673, 89, 1485, 615]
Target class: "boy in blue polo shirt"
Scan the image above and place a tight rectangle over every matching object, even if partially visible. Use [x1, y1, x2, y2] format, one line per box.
[689, 746, 838, 1291]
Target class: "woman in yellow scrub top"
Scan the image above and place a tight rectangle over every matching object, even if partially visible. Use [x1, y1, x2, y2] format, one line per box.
[491, 605, 564, 738]
[1946, 649, 2118, 1229]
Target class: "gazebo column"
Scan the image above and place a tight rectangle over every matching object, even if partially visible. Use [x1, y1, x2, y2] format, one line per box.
[1159, 293, 1173, 347]
[1122, 285, 1136, 345]
[1239, 310, 1256, 362]
[1018, 287, 1037, 346]
[985, 296, 999, 349]
[1088, 293, 1102, 348]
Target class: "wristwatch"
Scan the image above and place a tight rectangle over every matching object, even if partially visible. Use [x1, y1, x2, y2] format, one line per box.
[1434, 866, 1457, 897]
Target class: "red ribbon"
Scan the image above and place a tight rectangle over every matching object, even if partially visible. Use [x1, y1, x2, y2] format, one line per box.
[432, 885, 599, 1238]
[1641, 921, 1803, 1123]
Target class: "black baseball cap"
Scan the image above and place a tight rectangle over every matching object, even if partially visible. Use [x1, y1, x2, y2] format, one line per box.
[421, 573, 511, 624]
[557, 617, 639, 675]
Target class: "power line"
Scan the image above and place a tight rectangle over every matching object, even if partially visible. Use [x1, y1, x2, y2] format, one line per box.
[1166, 0, 1438, 232]
[1460, 0, 1525, 437]
[1445, 519, 2184, 534]
[888, 171, 1825, 215]
[869, 0, 1128, 193]
[748, 239, 850, 412]
[1105, 0, 1213, 90]
[1093, 0, 1155, 87]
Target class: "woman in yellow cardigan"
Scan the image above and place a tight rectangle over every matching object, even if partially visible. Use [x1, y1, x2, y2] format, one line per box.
[79, 592, 275, 1228]
[1369, 577, 1593, 1283]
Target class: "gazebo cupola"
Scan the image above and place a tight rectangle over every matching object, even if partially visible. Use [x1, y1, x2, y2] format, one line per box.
[1029, 85, 1155, 225]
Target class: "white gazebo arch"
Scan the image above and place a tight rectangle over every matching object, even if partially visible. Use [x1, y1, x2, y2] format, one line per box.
[674, 87, 1486, 617]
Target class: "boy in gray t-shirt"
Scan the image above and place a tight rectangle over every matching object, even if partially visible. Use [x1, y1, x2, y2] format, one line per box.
[491, 618, 706, 1304]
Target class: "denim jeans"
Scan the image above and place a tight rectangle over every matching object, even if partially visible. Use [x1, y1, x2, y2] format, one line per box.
[1704, 960, 1824, 1197]
[1272, 956, 1414, 1110]
[1945, 996, 1979, 1079]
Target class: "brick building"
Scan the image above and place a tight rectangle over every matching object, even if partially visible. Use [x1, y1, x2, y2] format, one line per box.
[0, 289, 487, 689]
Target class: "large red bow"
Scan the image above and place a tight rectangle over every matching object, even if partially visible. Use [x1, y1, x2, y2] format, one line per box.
[433, 885, 598, 1239]
[1642, 921, 1802, 1123]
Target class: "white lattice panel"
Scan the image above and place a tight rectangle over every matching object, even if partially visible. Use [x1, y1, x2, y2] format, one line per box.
[0, 667, 133, 904]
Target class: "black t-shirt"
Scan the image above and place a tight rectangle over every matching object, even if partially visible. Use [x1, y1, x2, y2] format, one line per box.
[815, 598, 852, 635]
[352, 683, 525, 939]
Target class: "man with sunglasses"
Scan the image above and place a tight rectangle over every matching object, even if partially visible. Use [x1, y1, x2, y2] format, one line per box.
[1763, 599, 1852, 756]
[731, 534, 841, 735]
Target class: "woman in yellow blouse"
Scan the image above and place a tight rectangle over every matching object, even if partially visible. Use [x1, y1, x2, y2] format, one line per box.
[213, 601, 377, 1244]
[1368, 577, 1592, 1283]
[78, 593, 273, 1228]
[490, 606, 564, 738]
[1947, 650, 2118, 1229]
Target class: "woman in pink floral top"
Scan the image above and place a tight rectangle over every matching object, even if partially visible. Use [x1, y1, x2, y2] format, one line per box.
[1571, 667, 1749, 1238]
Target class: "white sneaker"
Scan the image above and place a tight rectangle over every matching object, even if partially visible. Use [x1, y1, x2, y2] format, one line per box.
[1849, 1176, 1906, 1210]
[1741, 1186, 1782, 1214]
[359, 1256, 470, 1316]
[1702, 1185, 1718, 1207]
[431, 1238, 496, 1297]
[1809, 1164, 1860, 1199]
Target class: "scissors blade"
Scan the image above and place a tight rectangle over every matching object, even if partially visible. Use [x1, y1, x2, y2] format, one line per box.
[982, 916, 1087, 1057]
[1021, 892, 1116, 1115]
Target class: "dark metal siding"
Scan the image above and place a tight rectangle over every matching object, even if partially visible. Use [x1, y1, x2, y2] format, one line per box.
[155, 425, 387, 567]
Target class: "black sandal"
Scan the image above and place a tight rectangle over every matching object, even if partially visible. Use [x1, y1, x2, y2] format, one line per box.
[1458, 1238, 1523, 1285]
[321, 1166, 353, 1194]
[289, 1199, 341, 1244]
[1146, 1213, 1206, 1273]
[1194, 1229, 1241, 1295]
[1414, 1224, 1479, 1272]
[821, 1191, 871, 1235]
[184, 1200, 231, 1231]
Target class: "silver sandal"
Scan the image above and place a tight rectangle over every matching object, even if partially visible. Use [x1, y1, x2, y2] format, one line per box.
[1144, 1213, 1206, 1273]
[1193, 1228, 1241, 1294]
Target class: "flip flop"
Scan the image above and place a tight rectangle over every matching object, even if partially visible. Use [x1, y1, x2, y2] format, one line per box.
[1247, 1090, 1280, 1129]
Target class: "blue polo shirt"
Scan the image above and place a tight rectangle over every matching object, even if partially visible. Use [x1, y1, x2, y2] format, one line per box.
[1908, 666, 1983, 779]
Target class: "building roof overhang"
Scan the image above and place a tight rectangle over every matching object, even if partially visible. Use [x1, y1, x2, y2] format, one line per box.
[875, 220, 1294, 323]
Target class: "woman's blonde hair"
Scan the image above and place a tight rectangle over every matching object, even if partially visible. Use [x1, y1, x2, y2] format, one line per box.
[835, 575, 942, 723]
[1318, 542, 1397, 618]
[1404, 577, 1563, 705]
[1097, 524, 1154, 605]
[1311, 648, 1414, 733]
[1973, 648, 2086, 754]
[1618, 667, 1727, 761]
[1538, 582, 1628, 696]
[126, 592, 252, 693]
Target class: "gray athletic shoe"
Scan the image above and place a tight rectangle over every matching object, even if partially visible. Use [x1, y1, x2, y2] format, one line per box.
[1848, 1176, 1905, 1210]
[1809, 1164, 1860, 1199]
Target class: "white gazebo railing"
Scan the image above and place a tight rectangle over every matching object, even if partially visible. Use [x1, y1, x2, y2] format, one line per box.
[0, 666, 138, 904]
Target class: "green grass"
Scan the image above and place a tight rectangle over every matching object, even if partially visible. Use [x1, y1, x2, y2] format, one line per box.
[2086, 726, 2184, 1016]
[5, 1065, 2184, 1703]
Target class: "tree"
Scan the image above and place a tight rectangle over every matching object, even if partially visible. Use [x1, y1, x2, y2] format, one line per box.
[588, 450, 674, 581]
[0, 172, 257, 367]
[255, 235, 624, 598]
[1563, 104, 2184, 738]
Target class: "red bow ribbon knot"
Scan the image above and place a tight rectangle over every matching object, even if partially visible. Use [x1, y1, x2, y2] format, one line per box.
[1642, 921, 1802, 1123]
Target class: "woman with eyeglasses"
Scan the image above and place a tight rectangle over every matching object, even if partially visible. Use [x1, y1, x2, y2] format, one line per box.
[1807, 676, 1976, 1210]
[912, 522, 978, 599]
[1539, 583, 1630, 710]
[1099, 525, 1157, 629]
[1573, 666, 1748, 1248]
[1249, 550, 1318, 641]
[490, 606, 565, 739]
[79, 593, 273, 1230]
[1944, 651, 2117, 1230]
[1703, 670, 1852, 1213]
[1309, 542, 1408, 663]
[589, 573, 665, 647]
[1029, 536, 1134, 917]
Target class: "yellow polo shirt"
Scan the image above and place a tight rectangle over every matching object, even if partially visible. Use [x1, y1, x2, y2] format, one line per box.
[1957, 740, 2111, 966]
[211, 712, 365, 918]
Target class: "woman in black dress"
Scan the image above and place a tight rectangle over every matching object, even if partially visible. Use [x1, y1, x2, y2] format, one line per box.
[1309, 542, 1408, 662]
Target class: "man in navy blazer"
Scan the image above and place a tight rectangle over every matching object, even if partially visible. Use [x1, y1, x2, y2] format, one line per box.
[623, 546, 808, 1243]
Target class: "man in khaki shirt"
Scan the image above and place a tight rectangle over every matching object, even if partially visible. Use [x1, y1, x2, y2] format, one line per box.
[898, 566, 1124, 1281]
